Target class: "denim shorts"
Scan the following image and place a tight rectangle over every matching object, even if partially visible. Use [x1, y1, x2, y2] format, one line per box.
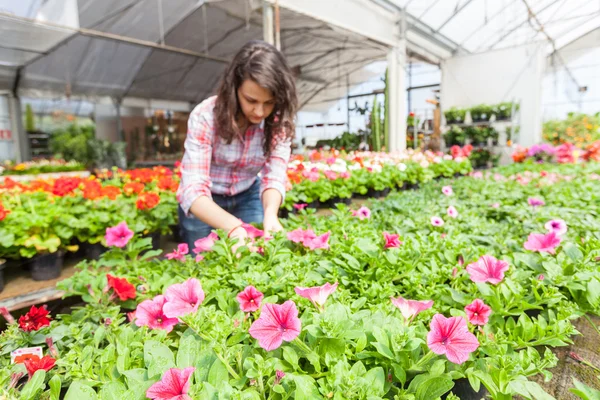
[178, 179, 264, 249]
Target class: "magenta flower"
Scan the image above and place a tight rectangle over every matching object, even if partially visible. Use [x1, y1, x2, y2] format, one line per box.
[236, 285, 264, 312]
[383, 232, 402, 249]
[163, 278, 205, 318]
[193, 232, 218, 253]
[351, 206, 371, 220]
[447, 206, 458, 218]
[287, 228, 315, 244]
[324, 170, 338, 180]
[195, 254, 204, 262]
[165, 243, 189, 262]
[249, 301, 302, 351]
[524, 231, 561, 254]
[466, 255, 509, 285]
[427, 314, 479, 364]
[442, 186, 453, 196]
[135, 295, 179, 332]
[340, 171, 351, 179]
[303, 231, 331, 250]
[274, 370, 285, 385]
[105, 221, 134, 248]
[431, 216, 444, 227]
[390, 296, 433, 323]
[293, 203, 308, 211]
[146, 367, 195, 400]
[527, 197, 545, 207]
[544, 219, 567, 236]
[295, 282, 338, 310]
[464, 299, 491, 326]
[242, 224, 264, 239]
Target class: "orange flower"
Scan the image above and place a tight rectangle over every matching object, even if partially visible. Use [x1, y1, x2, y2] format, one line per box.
[157, 176, 178, 192]
[136, 192, 160, 210]
[0, 203, 10, 221]
[123, 182, 145, 196]
[101, 186, 121, 200]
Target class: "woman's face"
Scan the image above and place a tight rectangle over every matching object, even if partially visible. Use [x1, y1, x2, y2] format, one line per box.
[237, 79, 275, 125]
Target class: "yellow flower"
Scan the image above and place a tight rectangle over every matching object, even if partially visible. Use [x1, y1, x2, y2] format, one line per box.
[14, 164, 26, 171]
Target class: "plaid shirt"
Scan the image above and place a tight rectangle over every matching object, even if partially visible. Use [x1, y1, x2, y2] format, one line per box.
[177, 96, 291, 215]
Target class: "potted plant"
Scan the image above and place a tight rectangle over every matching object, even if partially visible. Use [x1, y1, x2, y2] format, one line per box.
[444, 107, 467, 124]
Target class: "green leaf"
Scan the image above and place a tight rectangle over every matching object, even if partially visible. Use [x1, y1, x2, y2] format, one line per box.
[563, 243, 583, 262]
[283, 346, 299, 370]
[372, 342, 394, 359]
[49, 374, 62, 400]
[99, 382, 127, 400]
[586, 279, 600, 308]
[318, 338, 345, 359]
[64, 380, 98, 400]
[20, 370, 46, 400]
[290, 374, 320, 400]
[570, 378, 600, 400]
[208, 358, 229, 388]
[144, 340, 176, 378]
[177, 331, 203, 368]
[364, 367, 386, 396]
[415, 376, 455, 400]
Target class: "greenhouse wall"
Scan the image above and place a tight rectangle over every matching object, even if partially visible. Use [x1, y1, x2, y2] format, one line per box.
[441, 43, 545, 146]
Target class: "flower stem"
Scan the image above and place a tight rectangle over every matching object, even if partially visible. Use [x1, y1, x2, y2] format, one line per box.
[292, 337, 313, 355]
[414, 350, 436, 368]
[215, 351, 241, 380]
[584, 314, 600, 338]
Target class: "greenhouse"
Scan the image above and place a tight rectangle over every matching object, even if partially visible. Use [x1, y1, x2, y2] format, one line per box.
[0, 0, 599, 399]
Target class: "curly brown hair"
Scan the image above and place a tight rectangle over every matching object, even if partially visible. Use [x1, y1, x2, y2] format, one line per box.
[214, 40, 298, 156]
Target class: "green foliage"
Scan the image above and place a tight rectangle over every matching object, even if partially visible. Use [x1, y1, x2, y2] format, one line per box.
[543, 112, 600, 146]
[25, 104, 36, 132]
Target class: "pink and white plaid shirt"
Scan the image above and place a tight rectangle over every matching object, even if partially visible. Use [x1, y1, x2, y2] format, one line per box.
[177, 96, 291, 215]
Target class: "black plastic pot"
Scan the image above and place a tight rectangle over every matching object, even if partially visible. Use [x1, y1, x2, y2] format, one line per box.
[307, 200, 321, 209]
[0, 259, 5, 293]
[326, 197, 352, 207]
[85, 242, 108, 260]
[149, 232, 161, 250]
[29, 252, 63, 281]
[443, 378, 488, 400]
[170, 225, 182, 243]
[278, 208, 290, 219]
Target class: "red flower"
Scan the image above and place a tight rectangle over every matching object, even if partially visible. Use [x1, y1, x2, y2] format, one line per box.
[51, 177, 81, 196]
[24, 355, 56, 377]
[107, 274, 137, 301]
[101, 185, 121, 200]
[0, 203, 10, 221]
[136, 192, 160, 210]
[82, 180, 102, 200]
[18, 305, 51, 332]
[123, 182, 145, 196]
[157, 176, 179, 192]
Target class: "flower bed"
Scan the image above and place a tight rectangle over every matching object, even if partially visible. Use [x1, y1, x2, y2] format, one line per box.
[1, 160, 86, 176]
[512, 140, 600, 164]
[1, 162, 599, 398]
[0, 152, 472, 265]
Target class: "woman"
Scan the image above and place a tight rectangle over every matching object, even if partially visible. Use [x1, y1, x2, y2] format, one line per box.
[177, 40, 297, 249]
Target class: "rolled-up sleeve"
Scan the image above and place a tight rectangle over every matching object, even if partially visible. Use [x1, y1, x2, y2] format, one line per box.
[260, 131, 291, 202]
[176, 108, 213, 216]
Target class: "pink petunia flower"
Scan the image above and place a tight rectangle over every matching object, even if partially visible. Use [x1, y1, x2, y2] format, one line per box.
[135, 295, 179, 332]
[146, 367, 195, 400]
[351, 206, 371, 220]
[390, 296, 433, 323]
[523, 231, 561, 254]
[242, 224, 264, 239]
[249, 301, 302, 351]
[324, 171, 338, 180]
[383, 232, 402, 249]
[447, 206, 458, 218]
[293, 203, 308, 211]
[195, 254, 204, 262]
[464, 299, 491, 326]
[303, 232, 330, 250]
[166, 243, 189, 262]
[527, 197, 545, 207]
[466, 255, 509, 285]
[340, 171, 351, 179]
[163, 278, 205, 318]
[236, 285, 264, 312]
[427, 314, 479, 364]
[193, 232, 218, 254]
[544, 219, 567, 236]
[431, 216, 444, 227]
[295, 282, 338, 311]
[287, 228, 315, 244]
[491, 203, 500, 208]
[442, 186, 453, 196]
[105, 221, 134, 248]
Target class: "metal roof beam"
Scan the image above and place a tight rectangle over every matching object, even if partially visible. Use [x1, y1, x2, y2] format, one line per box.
[433, 0, 476, 33]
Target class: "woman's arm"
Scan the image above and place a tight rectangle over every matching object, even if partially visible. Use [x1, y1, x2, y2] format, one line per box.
[260, 133, 292, 234]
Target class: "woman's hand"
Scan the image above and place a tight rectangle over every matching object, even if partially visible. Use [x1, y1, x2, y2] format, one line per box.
[229, 225, 249, 254]
[263, 213, 283, 236]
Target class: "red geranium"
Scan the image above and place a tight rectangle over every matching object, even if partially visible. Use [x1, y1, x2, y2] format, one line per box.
[157, 176, 179, 192]
[24, 355, 56, 377]
[107, 274, 137, 301]
[0, 203, 10, 221]
[101, 185, 121, 200]
[82, 180, 102, 200]
[51, 177, 81, 196]
[123, 182, 145, 196]
[136, 192, 160, 210]
[18, 305, 51, 332]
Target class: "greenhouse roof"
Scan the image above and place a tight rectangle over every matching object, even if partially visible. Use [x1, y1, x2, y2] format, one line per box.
[391, 0, 600, 55]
